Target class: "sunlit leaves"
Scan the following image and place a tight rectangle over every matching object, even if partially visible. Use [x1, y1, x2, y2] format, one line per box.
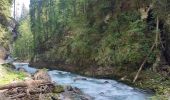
[13, 17, 33, 60]
[0, 0, 12, 48]
[29, 0, 164, 67]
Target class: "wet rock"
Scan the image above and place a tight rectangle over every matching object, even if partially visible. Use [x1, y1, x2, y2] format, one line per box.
[104, 81, 109, 84]
[17, 67, 27, 72]
[73, 77, 87, 82]
[73, 87, 82, 94]
[64, 85, 73, 91]
[99, 92, 104, 96]
[60, 91, 93, 100]
[62, 85, 93, 100]
[64, 85, 82, 94]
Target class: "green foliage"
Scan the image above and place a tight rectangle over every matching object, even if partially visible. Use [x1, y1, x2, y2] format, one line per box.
[0, 0, 12, 26]
[14, 0, 169, 98]
[0, 0, 12, 48]
[0, 25, 10, 49]
[136, 70, 170, 100]
[152, 0, 170, 20]
[53, 85, 64, 93]
[0, 64, 26, 85]
[13, 16, 34, 60]
[29, 0, 159, 67]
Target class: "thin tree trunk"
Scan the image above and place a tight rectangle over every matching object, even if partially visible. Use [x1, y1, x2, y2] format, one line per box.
[133, 16, 160, 83]
[155, 16, 159, 48]
[133, 43, 155, 83]
[14, 0, 16, 19]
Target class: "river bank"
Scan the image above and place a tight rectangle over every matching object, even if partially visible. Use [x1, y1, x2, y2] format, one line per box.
[30, 61, 170, 100]
[0, 63, 93, 100]
[14, 62, 151, 100]
[0, 63, 25, 85]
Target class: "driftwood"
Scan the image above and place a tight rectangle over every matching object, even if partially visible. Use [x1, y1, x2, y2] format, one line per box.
[0, 68, 93, 100]
[0, 80, 53, 90]
[0, 80, 54, 99]
[0, 70, 55, 100]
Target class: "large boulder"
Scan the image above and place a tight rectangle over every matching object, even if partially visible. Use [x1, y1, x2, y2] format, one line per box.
[33, 69, 52, 82]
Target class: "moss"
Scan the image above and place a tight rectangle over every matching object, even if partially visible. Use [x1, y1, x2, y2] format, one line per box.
[0, 64, 26, 85]
[132, 70, 170, 100]
[151, 92, 170, 100]
[2, 63, 15, 69]
[53, 85, 64, 93]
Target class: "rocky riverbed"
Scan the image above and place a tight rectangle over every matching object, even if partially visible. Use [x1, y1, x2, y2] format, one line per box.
[13, 62, 151, 100]
[0, 63, 92, 100]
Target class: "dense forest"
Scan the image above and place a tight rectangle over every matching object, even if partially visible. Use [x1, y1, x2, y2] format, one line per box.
[10, 0, 170, 99]
[0, 0, 12, 49]
[26, 0, 170, 68]
[0, 0, 13, 61]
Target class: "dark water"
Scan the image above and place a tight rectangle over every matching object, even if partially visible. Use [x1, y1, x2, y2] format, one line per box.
[13, 63, 151, 100]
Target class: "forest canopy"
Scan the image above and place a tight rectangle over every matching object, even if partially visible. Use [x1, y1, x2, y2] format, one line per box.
[21, 0, 170, 68]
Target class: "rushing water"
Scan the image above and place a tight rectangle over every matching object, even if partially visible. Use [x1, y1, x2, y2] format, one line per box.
[13, 63, 151, 100]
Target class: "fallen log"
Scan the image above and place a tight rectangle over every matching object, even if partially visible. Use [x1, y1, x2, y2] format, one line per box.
[0, 80, 55, 100]
[0, 68, 57, 100]
[0, 80, 53, 90]
[10, 93, 26, 99]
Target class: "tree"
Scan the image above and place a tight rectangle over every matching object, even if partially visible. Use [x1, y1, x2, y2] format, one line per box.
[20, 4, 29, 20]
[0, 0, 12, 49]
[13, 16, 33, 60]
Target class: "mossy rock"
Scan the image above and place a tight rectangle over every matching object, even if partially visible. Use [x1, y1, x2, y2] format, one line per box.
[53, 85, 64, 93]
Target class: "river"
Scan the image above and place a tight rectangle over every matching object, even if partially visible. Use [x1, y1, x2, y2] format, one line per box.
[13, 62, 151, 100]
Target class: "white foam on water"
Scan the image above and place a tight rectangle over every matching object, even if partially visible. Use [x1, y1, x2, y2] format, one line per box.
[13, 63, 151, 100]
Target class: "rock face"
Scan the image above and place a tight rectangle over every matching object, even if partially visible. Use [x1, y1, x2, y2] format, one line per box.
[73, 77, 87, 82]
[0, 46, 6, 60]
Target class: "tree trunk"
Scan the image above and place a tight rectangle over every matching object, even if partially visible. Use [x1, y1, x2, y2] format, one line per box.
[155, 16, 159, 48]
[133, 16, 160, 83]
[133, 43, 155, 83]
